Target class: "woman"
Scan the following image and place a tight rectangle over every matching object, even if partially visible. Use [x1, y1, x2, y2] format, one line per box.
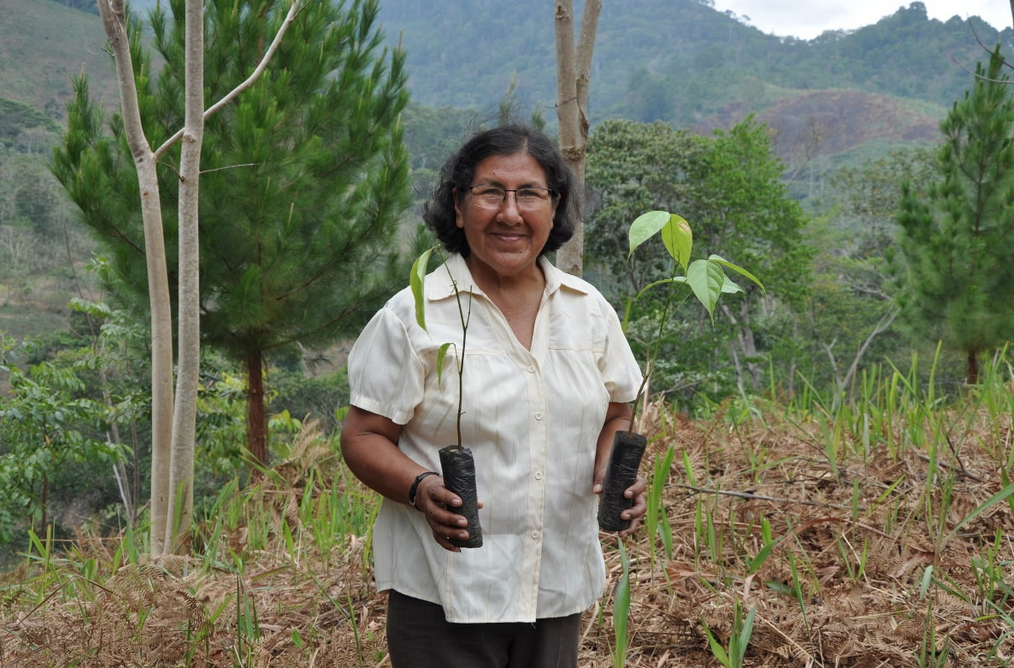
[340, 124, 646, 668]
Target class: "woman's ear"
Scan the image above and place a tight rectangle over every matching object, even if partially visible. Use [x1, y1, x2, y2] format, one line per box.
[453, 187, 465, 229]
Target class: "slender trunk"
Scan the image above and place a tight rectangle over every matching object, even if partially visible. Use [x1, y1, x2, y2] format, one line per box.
[246, 349, 268, 467]
[98, 0, 174, 557]
[554, 0, 600, 277]
[165, 0, 204, 555]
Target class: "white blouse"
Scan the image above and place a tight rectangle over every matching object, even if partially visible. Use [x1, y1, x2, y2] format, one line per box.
[347, 253, 642, 623]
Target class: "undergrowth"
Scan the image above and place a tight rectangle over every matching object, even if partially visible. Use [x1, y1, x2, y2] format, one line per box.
[2, 351, 1013, 667]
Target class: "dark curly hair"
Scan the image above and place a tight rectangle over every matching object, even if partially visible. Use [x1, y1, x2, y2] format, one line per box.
[422, 124, 576, 257]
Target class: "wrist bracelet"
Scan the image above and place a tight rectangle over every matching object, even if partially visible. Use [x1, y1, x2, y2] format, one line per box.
[408, 471, 439, 508]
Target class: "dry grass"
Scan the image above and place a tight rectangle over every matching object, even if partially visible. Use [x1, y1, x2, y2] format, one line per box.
[2, 399, 1013, 667]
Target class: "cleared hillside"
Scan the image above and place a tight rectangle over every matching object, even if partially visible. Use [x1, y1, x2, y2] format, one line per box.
[0, 0, 118, 118]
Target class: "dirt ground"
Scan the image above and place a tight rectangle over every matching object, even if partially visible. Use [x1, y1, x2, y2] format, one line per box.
[2, 406, 1012, 667]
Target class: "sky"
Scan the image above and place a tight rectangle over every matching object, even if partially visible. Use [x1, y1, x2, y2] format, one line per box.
[710, 0, 1011, 40]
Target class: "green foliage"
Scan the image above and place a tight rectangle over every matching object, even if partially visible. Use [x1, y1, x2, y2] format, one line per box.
[701, 599, 756, 668]
[0, 99, 60, 151]
[52, 0, 413, 459]
[369, 0, 1000, 128]
[587, 118, 808, 404]
[0, 336, 121, 547]
[891, 45, 1014, 384]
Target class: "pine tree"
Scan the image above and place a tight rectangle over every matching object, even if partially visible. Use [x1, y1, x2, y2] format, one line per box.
[53, 0, 410, 464]
[892, 45, 1014, 385]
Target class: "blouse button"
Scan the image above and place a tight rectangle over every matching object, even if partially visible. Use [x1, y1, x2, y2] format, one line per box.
[534, 471, 544, 481]
[530, 531, 539, 539]
[527, 365, 536, 373]
[534, 411, 543, 420]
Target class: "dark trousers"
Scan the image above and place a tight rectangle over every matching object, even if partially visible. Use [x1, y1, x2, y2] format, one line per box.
[385, 590, 582, 668]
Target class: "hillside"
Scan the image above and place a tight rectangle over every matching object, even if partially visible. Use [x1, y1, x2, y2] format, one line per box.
[0, 0, 118, 115]
[370, 0, 1007, 129]
[5, 0, 1008, 138]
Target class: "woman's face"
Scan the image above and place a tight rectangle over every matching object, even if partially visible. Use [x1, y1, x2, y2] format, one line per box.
[454, 151, 558, 283]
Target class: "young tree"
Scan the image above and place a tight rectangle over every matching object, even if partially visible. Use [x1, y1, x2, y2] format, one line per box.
[183, 0, 410, 466]
[586, 118, 811, 396]
[52, 0, 408, 553]
[805, 148, 936, 403]
[892, 46, 1014, 385]
[554, 0, 600, 276]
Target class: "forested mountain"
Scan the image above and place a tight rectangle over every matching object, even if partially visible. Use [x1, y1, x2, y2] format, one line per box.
[3, 0, 1009, 170]
[0, 0, 1011, 337]
[373, 0, 1007, 128]
[5, 0, 1010, 129]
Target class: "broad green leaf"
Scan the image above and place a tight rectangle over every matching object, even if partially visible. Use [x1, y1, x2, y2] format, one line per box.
[721, 276, 744, 294]
[628, 210, 672, 258]
[708, 254, 765, 292]
[410, 247, 434, 330]
[660, 214, 693, 271]
[686, 259, 727, 321]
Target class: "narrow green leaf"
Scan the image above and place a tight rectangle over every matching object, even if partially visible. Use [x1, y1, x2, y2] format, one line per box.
[702, 620, 732, 668]
[944, 481, 1014, 544]
[436, 343, 452, 385]
[748, 541, 775, 574]
[613, 540, 631, 668]
[738, 605, 757, 666]
[628, 210, 672, 259]
[410, 247, 434, 330]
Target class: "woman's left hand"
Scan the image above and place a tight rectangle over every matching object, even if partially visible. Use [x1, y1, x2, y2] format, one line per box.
[617, 475, 647, 538]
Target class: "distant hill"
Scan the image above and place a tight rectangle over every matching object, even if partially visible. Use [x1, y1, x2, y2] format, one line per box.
[370, 0, 1007, 123]
[0, 0, 118, 116]
[2, 0, 1010, 165]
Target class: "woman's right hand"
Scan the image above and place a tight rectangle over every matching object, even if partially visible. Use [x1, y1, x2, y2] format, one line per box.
[413, 475, 480, 552]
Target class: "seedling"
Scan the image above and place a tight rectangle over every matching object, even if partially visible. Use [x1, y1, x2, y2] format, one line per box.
[598, 211, 764, 531]
[410, 247, 482, 548]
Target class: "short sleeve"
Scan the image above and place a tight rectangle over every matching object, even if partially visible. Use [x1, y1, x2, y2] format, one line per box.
[600, 299, 643, 404]
[347, 306, 426, 425]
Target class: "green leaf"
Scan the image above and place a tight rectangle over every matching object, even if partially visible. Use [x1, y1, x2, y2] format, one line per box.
[708, 254, 765, 292]
[721, 276, 744, 295]
[436, 342, 452, 385]
[737, 605, 757, 666]
[613, 540, 632, 668]
[686, 259, 727, 321]
[411, 247, 434, 330]
[635, 276, 689, 300]
[628, 210, 672, 259]
[660, 214, 693, 271]
[701, 620, 732, 668]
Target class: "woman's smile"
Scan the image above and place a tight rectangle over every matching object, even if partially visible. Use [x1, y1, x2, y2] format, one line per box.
[454, 151, 557, 285]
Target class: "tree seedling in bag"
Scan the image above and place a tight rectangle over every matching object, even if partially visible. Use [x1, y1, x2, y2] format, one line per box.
[598, 211, 764, 532]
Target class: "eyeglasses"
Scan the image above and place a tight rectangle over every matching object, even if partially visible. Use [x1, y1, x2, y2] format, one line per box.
[465, 185, 555, 211]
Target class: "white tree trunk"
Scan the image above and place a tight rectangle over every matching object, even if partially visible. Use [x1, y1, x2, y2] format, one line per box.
[97, 0, 175, 557]
[98, 0, 305, 556]
[554, 0, 600, 277]
[164, 0, 204, 555]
